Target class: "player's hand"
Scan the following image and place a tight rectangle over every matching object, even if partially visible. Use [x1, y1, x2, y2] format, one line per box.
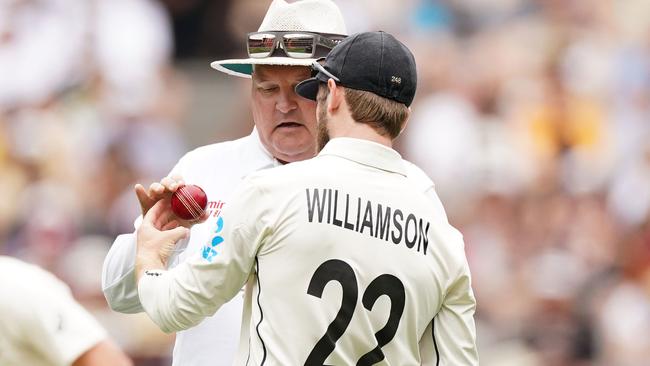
[134, 174, 186, 217]
[135, 198, 190, 280]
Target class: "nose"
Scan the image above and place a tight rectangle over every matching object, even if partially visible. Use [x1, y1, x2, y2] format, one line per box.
[276, 88, 298, 114]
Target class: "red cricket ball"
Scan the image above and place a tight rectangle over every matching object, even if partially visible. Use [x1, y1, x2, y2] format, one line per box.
[171, 184, 208, 221]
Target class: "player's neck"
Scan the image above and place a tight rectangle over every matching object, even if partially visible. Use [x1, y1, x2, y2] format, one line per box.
[328, 116, 392, 148]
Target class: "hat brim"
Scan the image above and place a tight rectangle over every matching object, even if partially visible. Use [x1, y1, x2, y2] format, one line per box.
[211, 57, 316, 78]
[295, 77, 320, 101]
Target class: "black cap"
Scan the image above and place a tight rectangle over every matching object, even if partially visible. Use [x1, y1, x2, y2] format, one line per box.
[295, 31, 417, 107]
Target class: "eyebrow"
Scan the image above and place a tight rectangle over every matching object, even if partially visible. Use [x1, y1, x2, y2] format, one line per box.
[252, 67, 274, 81]
[253, 67, 311, 83]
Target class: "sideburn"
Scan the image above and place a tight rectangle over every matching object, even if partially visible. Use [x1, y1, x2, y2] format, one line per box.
[317, 96, 330, 151]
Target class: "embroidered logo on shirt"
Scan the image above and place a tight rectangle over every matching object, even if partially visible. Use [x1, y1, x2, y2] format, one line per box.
[202, 216, 224, 262]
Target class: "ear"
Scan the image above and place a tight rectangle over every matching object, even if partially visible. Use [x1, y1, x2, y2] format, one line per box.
[327, 78, 343, 114]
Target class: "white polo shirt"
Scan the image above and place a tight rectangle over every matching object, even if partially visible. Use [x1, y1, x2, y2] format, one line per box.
[138, 138, 477, 365]
[0, 256, 107, 366]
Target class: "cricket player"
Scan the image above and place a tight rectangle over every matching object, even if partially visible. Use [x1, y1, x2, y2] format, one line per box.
[102, 1, 448, 365]
[0, 256, 132, 366]
[136, 31, 478, 365]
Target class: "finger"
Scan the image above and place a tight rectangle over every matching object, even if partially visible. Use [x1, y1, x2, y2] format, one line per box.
[154, 201, 177, 228]
[160, 177, 179, 192]
[162, 220, 180, 231]
[153, 207, 173, 228]
[134, 183, 146, 195]
[144, 199, 167, 225]
[170, 174, 185, 187]
[149, 182, 165, 196]
[176, 219, 195, 229]
[134, 184, 150, 206]
[150, 182, 174, 203]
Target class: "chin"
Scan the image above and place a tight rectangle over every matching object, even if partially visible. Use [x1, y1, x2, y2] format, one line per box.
[273, 140, 316, 162]
[274, 129, 311, 145]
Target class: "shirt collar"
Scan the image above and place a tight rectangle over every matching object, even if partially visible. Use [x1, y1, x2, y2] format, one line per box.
[240, 127, 281, 179]
[250, 127, 275, 164]
[317, 137, 407, 176]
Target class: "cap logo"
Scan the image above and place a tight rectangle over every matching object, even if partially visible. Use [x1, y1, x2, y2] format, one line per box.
[391, 76, 402, 85]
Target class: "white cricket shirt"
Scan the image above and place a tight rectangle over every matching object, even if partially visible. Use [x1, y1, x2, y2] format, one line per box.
[102, 129, 449, 366]
[0, 256, 107, 366]
[138, 137, 478, 365]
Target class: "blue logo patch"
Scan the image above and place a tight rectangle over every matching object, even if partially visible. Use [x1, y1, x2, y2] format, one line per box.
[202, 217, 224, 261]
[211, 236, 224, 246]
[215, 216, 224, 233]
[202, 246, 218, 261]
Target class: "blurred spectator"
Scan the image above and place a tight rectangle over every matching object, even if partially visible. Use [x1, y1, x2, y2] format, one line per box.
[0, 0, 89, 110]
[92, 0, 173, 116]
[159, 0, 237, 59]
[593, 224, 650, 365]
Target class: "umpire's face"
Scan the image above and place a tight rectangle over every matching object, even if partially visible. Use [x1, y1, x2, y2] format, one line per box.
[251, 65, 317, 163]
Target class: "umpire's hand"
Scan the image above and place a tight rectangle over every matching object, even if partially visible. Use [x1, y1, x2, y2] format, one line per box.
[134, 174, 185, 217]
[135, 198, 189, 282]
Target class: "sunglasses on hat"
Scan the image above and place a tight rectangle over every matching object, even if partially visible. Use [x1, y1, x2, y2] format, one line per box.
[247, 31, 345, 59]
[310, 60, 340, 81]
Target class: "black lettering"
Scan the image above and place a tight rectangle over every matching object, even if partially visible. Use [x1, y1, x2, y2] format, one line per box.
[391, 209, 403, 244]
[355, 197, 361, 231]
[359, 200, 374, 236]
[332, 190, 343, 227]
[343, 194, 355, 230]
[375, 204, 391, 241]
[310, 190, 429, 256]
[404, 214, 417, 249]
[418, 219, 430, 254]
[327, 189, 332, 224]
[307, 189, 327, 223]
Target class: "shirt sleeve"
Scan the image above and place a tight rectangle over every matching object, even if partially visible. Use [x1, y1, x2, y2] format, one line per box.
[138, 177, 267, 333]
[101, 233, 143, 313]
[420, 255, 478, 365]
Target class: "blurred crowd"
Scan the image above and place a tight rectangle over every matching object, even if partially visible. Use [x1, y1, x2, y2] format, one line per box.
[1, 0, 649, 365]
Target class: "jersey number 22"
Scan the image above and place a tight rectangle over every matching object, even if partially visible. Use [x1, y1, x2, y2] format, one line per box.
[305, 259, 405, 366]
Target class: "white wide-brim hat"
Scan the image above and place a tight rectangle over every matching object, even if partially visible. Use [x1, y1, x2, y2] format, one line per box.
[211, 0, 347, 78]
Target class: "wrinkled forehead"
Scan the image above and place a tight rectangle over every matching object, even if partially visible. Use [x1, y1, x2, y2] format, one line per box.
[252, 64, 312, 82]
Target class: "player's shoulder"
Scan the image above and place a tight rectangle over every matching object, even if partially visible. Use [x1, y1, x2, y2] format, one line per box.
[428, 219, 468, 265]
[0, 257, 70, 306]
[402, 159, 434, 191]
[0, 256, 41, 280]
